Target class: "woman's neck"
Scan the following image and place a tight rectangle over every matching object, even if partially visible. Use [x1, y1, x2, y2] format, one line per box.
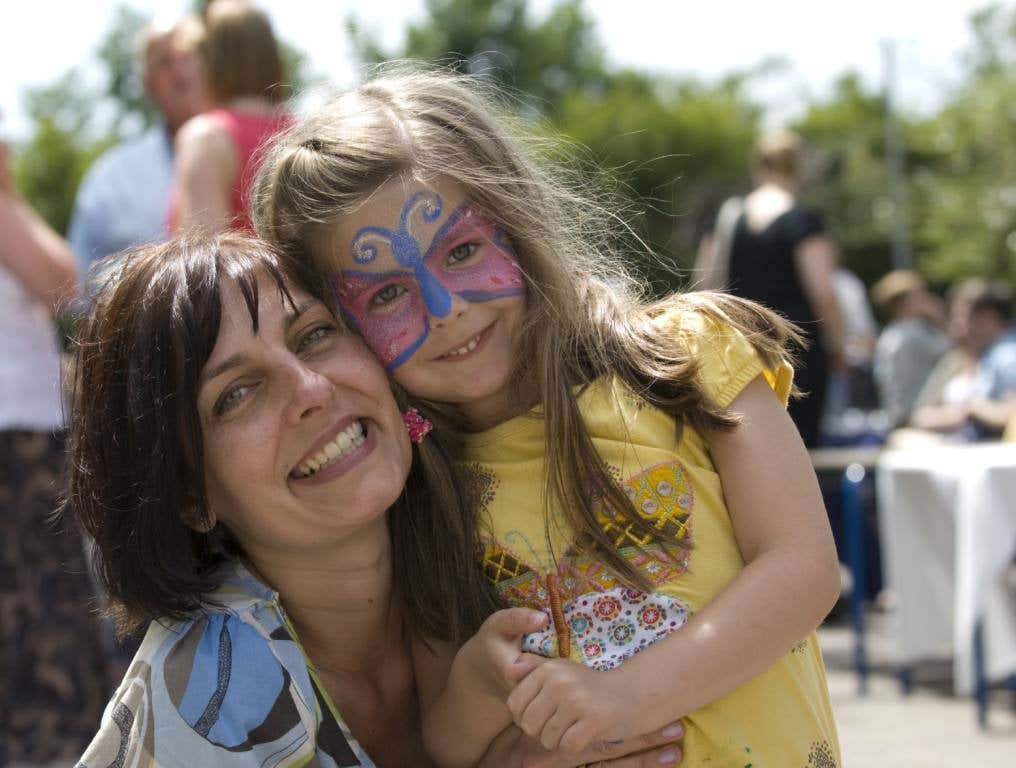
[248, 522, 399, 674]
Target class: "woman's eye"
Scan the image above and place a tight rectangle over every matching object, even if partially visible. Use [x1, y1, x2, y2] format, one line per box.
[214, 383, 252, 416]
[447, 242, 479, 265]
[371, 284, 408, 306]
[297, 323, 337, 353]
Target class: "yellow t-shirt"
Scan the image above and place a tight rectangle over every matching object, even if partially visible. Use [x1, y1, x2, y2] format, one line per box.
[461, 310, 840, 768]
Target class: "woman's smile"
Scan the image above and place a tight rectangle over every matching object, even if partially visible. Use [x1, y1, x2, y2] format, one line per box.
[290, 416, 376, 483]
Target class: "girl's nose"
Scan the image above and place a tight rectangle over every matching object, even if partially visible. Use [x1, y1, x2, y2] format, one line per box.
[431, 294, 469, 328]
[284, 362, 334, 425]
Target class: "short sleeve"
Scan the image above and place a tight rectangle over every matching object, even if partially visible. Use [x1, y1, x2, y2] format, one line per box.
[664, 309, 794, 409]
[786, 207, 826, 245]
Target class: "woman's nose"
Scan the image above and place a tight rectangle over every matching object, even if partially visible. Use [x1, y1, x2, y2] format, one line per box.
[284, 362, 333, 424]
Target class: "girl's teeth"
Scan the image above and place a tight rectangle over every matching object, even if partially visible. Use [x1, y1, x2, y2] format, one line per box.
[448, 334, 480, 357]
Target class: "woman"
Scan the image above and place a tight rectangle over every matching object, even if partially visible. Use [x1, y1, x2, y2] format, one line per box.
[0, 138, 109, 764]
[67, 233, 684, 767]
[696, 130, 844, 447]
[172, 0, 290, 233]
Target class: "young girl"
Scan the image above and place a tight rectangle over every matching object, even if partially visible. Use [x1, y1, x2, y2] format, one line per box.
[253, 68, 843, 768]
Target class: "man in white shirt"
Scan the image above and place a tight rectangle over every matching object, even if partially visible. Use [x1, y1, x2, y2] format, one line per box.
[69, 16, 207, 282]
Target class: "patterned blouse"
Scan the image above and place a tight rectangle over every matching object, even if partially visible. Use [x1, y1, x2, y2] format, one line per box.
[76, 562, 374, 768]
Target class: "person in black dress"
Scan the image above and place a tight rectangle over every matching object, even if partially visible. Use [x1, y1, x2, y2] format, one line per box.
[697, 131, 844, 447]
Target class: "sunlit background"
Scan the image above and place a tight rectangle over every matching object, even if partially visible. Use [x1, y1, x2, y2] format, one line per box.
[3, 0, 1010, 291]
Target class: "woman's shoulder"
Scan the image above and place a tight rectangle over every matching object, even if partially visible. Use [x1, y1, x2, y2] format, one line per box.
[77, 566, 365, 766]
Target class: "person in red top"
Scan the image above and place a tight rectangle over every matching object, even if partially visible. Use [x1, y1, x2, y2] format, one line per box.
[171, 0, 291, 233]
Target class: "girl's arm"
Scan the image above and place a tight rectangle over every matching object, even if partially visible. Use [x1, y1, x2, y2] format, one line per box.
[414, 609, 547, 768]
[506, 375, 841, 753]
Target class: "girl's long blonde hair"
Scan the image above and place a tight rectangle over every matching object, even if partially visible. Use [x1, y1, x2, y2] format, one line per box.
[253, 65, 800, 591]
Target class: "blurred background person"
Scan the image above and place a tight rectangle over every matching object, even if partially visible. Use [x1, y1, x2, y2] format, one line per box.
[964, 281, 1016, 434]
[171, 0, 291, 234]
[890, 279, 1015, 445]
[822, 266, 879, 442]
[904, 278, 985, 441]
[696, 129, 844, 448]
[68, 15, 208, 285]
[870, 269, 949, 430]
[0, 136, 108, 766]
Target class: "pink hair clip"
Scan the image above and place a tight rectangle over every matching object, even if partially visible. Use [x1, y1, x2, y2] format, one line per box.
[402, 407, 433, 444]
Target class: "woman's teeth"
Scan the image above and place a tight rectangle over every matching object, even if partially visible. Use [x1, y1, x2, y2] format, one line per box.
[294, 421, 365, 478]
[445, 333, 481, 358]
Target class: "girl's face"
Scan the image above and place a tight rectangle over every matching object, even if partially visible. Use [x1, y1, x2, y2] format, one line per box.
[326, 177, 528, 428]
[197, 271, 412, 560]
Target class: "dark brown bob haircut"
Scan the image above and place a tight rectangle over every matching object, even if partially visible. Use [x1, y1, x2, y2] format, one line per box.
[201, 0, 289, 105]
[64, 233, 496, 640]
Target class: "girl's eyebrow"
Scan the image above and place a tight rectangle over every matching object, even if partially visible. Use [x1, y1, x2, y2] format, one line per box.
[424, 202, 476, 257]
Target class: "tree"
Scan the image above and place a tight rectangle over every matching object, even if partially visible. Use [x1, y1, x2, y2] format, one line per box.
[555, 70, 762, 288]
[347, 0, 609, 117]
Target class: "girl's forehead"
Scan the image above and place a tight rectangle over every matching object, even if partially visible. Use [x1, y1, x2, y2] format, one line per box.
[335, 178, 469, 245]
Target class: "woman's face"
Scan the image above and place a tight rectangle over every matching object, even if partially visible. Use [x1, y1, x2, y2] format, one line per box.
[197, 271, 411, 558]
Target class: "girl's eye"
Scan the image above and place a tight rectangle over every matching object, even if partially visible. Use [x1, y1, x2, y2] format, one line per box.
[214, 383, 253, 416]
[297, 323, 337, 353]
[371, 284, 408, 306]
[447, 242, 479, 265]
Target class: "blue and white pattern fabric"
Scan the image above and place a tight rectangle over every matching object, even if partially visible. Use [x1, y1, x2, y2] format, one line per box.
[76, 562, 373, 767]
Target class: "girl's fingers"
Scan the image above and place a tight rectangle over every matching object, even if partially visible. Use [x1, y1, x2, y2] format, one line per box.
[518, 689, 559, 740]
[592, 744, 683, 768]
[487, 607, 549, 641]
[507, 651, 546, 684]
[506, 666, 543, 720]
[538, 706, 580, 752]
[559, 719, 601, 756]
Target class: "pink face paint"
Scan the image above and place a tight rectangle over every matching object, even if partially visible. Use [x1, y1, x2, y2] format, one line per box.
[333, 195, 526, 370]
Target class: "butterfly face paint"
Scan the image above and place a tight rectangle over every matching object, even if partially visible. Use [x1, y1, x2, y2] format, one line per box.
[332, 190, 526, 369]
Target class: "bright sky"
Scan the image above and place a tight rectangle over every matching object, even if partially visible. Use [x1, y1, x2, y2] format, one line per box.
[0, 0, 991, 140]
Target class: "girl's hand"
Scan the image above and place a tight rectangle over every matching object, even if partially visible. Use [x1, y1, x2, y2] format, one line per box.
[462, 607, 549, 699]
[506, 658, 637, 754]
[478, 721, 685, 768]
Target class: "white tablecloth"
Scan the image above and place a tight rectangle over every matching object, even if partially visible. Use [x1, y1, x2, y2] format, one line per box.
[876, 443, 1016, 694]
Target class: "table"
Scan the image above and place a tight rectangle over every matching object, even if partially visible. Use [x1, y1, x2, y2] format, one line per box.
[875, 442, 1016, 696]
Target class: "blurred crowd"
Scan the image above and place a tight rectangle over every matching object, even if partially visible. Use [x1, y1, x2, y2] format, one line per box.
[1, 1, 1014, 764]
[697, 129, 1016, 451]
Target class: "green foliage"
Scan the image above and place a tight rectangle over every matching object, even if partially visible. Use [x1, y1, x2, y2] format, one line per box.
[347, 0, 608, 116]
[13, 0, 1016, 289]
[555, 71, 761, 288]
[13, 73, 114, 234]
[97, 5, 156, 133]
[907, 3, 1016, 283]
[793, 73, 895, 286]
